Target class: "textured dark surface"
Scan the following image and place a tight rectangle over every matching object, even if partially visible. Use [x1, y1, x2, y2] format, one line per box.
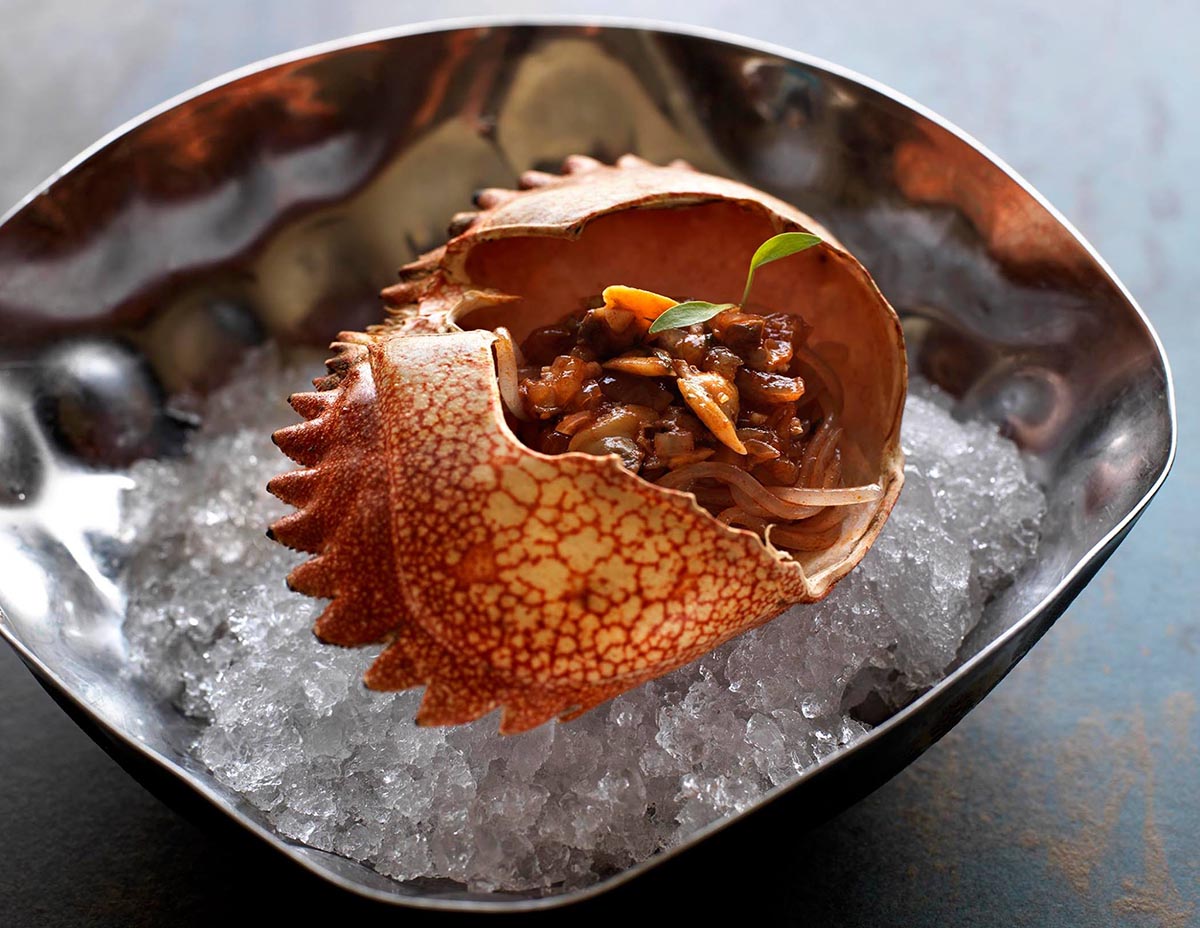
[0, 2, 1195, 926]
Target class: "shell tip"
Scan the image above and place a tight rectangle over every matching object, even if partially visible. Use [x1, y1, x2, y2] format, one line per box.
[446, 211, 478, 237]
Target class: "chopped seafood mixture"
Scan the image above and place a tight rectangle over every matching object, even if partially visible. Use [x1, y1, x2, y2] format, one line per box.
[500, 283, 877, 555]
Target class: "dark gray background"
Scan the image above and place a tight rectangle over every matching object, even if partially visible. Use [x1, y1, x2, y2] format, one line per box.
[1, 2, 1196, 925]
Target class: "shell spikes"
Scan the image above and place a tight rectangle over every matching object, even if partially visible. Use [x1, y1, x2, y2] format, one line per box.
[268, 155, 906, 733]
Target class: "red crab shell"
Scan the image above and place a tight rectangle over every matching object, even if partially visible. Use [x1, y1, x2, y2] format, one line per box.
[268, 154, 906, 733]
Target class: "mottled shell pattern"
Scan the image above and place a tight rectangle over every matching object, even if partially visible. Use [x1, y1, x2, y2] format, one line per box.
[268, 155, 906, 733]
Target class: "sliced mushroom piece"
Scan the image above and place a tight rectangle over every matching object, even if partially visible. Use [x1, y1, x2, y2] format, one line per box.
[673, 363, 746, 454]
[601, 352, 674, 377]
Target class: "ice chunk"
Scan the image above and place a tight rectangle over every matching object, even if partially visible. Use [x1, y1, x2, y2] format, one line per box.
[119, 348, 1045, 893]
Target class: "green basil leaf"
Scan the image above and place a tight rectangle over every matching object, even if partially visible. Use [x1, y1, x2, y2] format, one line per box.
[646, 301, 736, 335]
[741, 232, 822, 305]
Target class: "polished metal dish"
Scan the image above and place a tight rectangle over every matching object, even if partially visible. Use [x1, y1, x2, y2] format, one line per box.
[0, 18, 1175, 912]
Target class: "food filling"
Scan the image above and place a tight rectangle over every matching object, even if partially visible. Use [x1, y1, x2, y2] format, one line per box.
[494, 286, 881, 555]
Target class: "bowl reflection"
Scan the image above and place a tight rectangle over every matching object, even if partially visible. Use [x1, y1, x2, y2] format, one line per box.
[0, 20, 1174, 912]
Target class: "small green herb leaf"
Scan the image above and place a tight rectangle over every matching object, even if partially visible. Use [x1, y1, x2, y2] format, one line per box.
[741, 232, 822, 305]
[646, 301, 736, 335]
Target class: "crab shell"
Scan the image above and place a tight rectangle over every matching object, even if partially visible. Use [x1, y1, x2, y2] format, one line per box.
[268, 154, 906, 734]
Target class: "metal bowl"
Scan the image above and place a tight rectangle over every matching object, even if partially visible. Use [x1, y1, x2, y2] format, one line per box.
[0, 18, 1175, 912]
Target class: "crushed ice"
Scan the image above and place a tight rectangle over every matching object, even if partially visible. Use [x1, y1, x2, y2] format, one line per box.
[119, 347, 1045, 892]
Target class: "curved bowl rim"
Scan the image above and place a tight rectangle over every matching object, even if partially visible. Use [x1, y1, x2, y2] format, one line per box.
[0, 14, 1178, 913]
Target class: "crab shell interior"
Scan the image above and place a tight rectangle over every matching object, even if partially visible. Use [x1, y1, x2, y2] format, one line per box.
[271, 156, 906, 733]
